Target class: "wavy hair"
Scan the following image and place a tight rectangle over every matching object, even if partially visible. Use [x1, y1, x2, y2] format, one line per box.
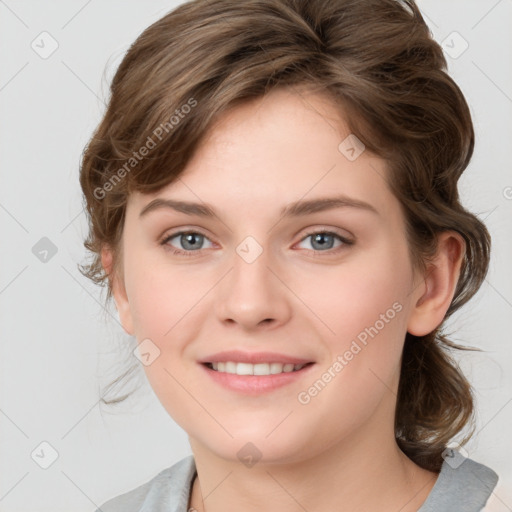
[79, 0, 491, 472]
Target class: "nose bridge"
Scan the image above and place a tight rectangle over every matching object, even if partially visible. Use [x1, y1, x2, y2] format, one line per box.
[216, 236, 291, 328]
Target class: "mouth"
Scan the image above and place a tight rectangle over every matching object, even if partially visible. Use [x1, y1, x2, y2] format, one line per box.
[198, 350, 316, 393]
[203, 361, 314, 376]
[200, 359, 316, 394]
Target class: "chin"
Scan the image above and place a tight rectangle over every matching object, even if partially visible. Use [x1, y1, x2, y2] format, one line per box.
[206, 430, 314, 467]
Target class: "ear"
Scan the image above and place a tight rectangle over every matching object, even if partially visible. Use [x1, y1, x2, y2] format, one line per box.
[101, 246, 134, 336]
[407, 231, 465, 336]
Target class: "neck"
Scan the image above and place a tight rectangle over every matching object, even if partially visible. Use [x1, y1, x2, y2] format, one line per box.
[188, 416, 438, 512]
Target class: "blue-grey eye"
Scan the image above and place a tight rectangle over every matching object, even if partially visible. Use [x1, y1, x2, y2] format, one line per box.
[165, 232, 214, 251]
[181, 233, 203, 250]
[297, 232, 346, 251]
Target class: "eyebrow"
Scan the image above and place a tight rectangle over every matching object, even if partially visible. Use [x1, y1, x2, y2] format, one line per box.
[139, 194, 380, 219]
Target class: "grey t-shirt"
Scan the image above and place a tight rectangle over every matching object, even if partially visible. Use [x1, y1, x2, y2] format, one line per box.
[95, 454, 498, 512]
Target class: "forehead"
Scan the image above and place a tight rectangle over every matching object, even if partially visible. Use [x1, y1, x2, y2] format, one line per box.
[128, 87, 397, 222]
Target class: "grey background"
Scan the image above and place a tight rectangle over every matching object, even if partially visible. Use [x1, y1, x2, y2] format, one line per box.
[0, 0, 511, 510]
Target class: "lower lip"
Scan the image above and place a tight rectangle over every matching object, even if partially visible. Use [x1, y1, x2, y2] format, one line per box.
[200, 363, 315, 394]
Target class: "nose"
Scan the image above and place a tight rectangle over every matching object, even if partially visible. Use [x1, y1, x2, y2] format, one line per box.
[215, 244, 292, 331]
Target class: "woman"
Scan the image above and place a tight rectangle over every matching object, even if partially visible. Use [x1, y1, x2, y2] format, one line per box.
[79, 0, 498, 510]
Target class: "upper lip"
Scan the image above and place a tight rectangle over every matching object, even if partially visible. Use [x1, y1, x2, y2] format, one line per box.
[199, 350, 314, 365]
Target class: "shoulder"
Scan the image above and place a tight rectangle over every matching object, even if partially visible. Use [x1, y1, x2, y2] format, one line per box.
[420, 455, 499, 512]
[94, 455, 196, 512]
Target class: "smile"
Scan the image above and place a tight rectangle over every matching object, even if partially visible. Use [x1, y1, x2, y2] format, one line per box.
[206, 361, 311, 375]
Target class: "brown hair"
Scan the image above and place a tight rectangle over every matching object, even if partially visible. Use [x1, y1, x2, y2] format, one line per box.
[79, 0, 491, 472]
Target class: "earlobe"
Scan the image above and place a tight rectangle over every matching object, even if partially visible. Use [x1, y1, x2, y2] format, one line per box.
[101, 246, 134, 336]
[407, 231, 465, 336]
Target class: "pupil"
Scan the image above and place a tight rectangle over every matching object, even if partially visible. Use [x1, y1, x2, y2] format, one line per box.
[313, 233, 333, 250]
[182, 233, 202, 250]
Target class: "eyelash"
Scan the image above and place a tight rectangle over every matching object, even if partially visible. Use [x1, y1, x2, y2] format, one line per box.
[159, 229, 354, 257]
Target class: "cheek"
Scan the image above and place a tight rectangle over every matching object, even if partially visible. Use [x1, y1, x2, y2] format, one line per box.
[125, 263, 214, 395]
[124, 264, 208, 422]
[297, 243, 412, 390]
[301, 244, 410, 339]
[126, 260, 205, 340]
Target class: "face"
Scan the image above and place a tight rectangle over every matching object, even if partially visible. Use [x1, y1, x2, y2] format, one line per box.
[110, 87, 428, 465]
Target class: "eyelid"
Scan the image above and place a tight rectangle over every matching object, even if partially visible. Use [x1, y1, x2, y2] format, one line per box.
[160, 228, 215, 248]
[293, 229, 354, 253]
[295, 226, 354, 243]
[160, 226, 354, 256]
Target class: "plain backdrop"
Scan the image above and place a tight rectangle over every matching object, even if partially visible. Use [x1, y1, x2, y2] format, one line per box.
[1, 1, 511, 510]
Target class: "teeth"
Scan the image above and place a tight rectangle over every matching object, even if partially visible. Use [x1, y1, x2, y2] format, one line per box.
[210, 362, 306, 375]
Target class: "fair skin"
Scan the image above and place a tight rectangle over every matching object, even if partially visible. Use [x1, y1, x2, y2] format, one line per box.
[102, 87, 465, 511]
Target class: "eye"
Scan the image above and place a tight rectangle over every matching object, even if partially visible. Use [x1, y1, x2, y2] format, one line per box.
[161, 231, 214, 255]
[296, 230, 353, 253]
[160, 229, 353, 257]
